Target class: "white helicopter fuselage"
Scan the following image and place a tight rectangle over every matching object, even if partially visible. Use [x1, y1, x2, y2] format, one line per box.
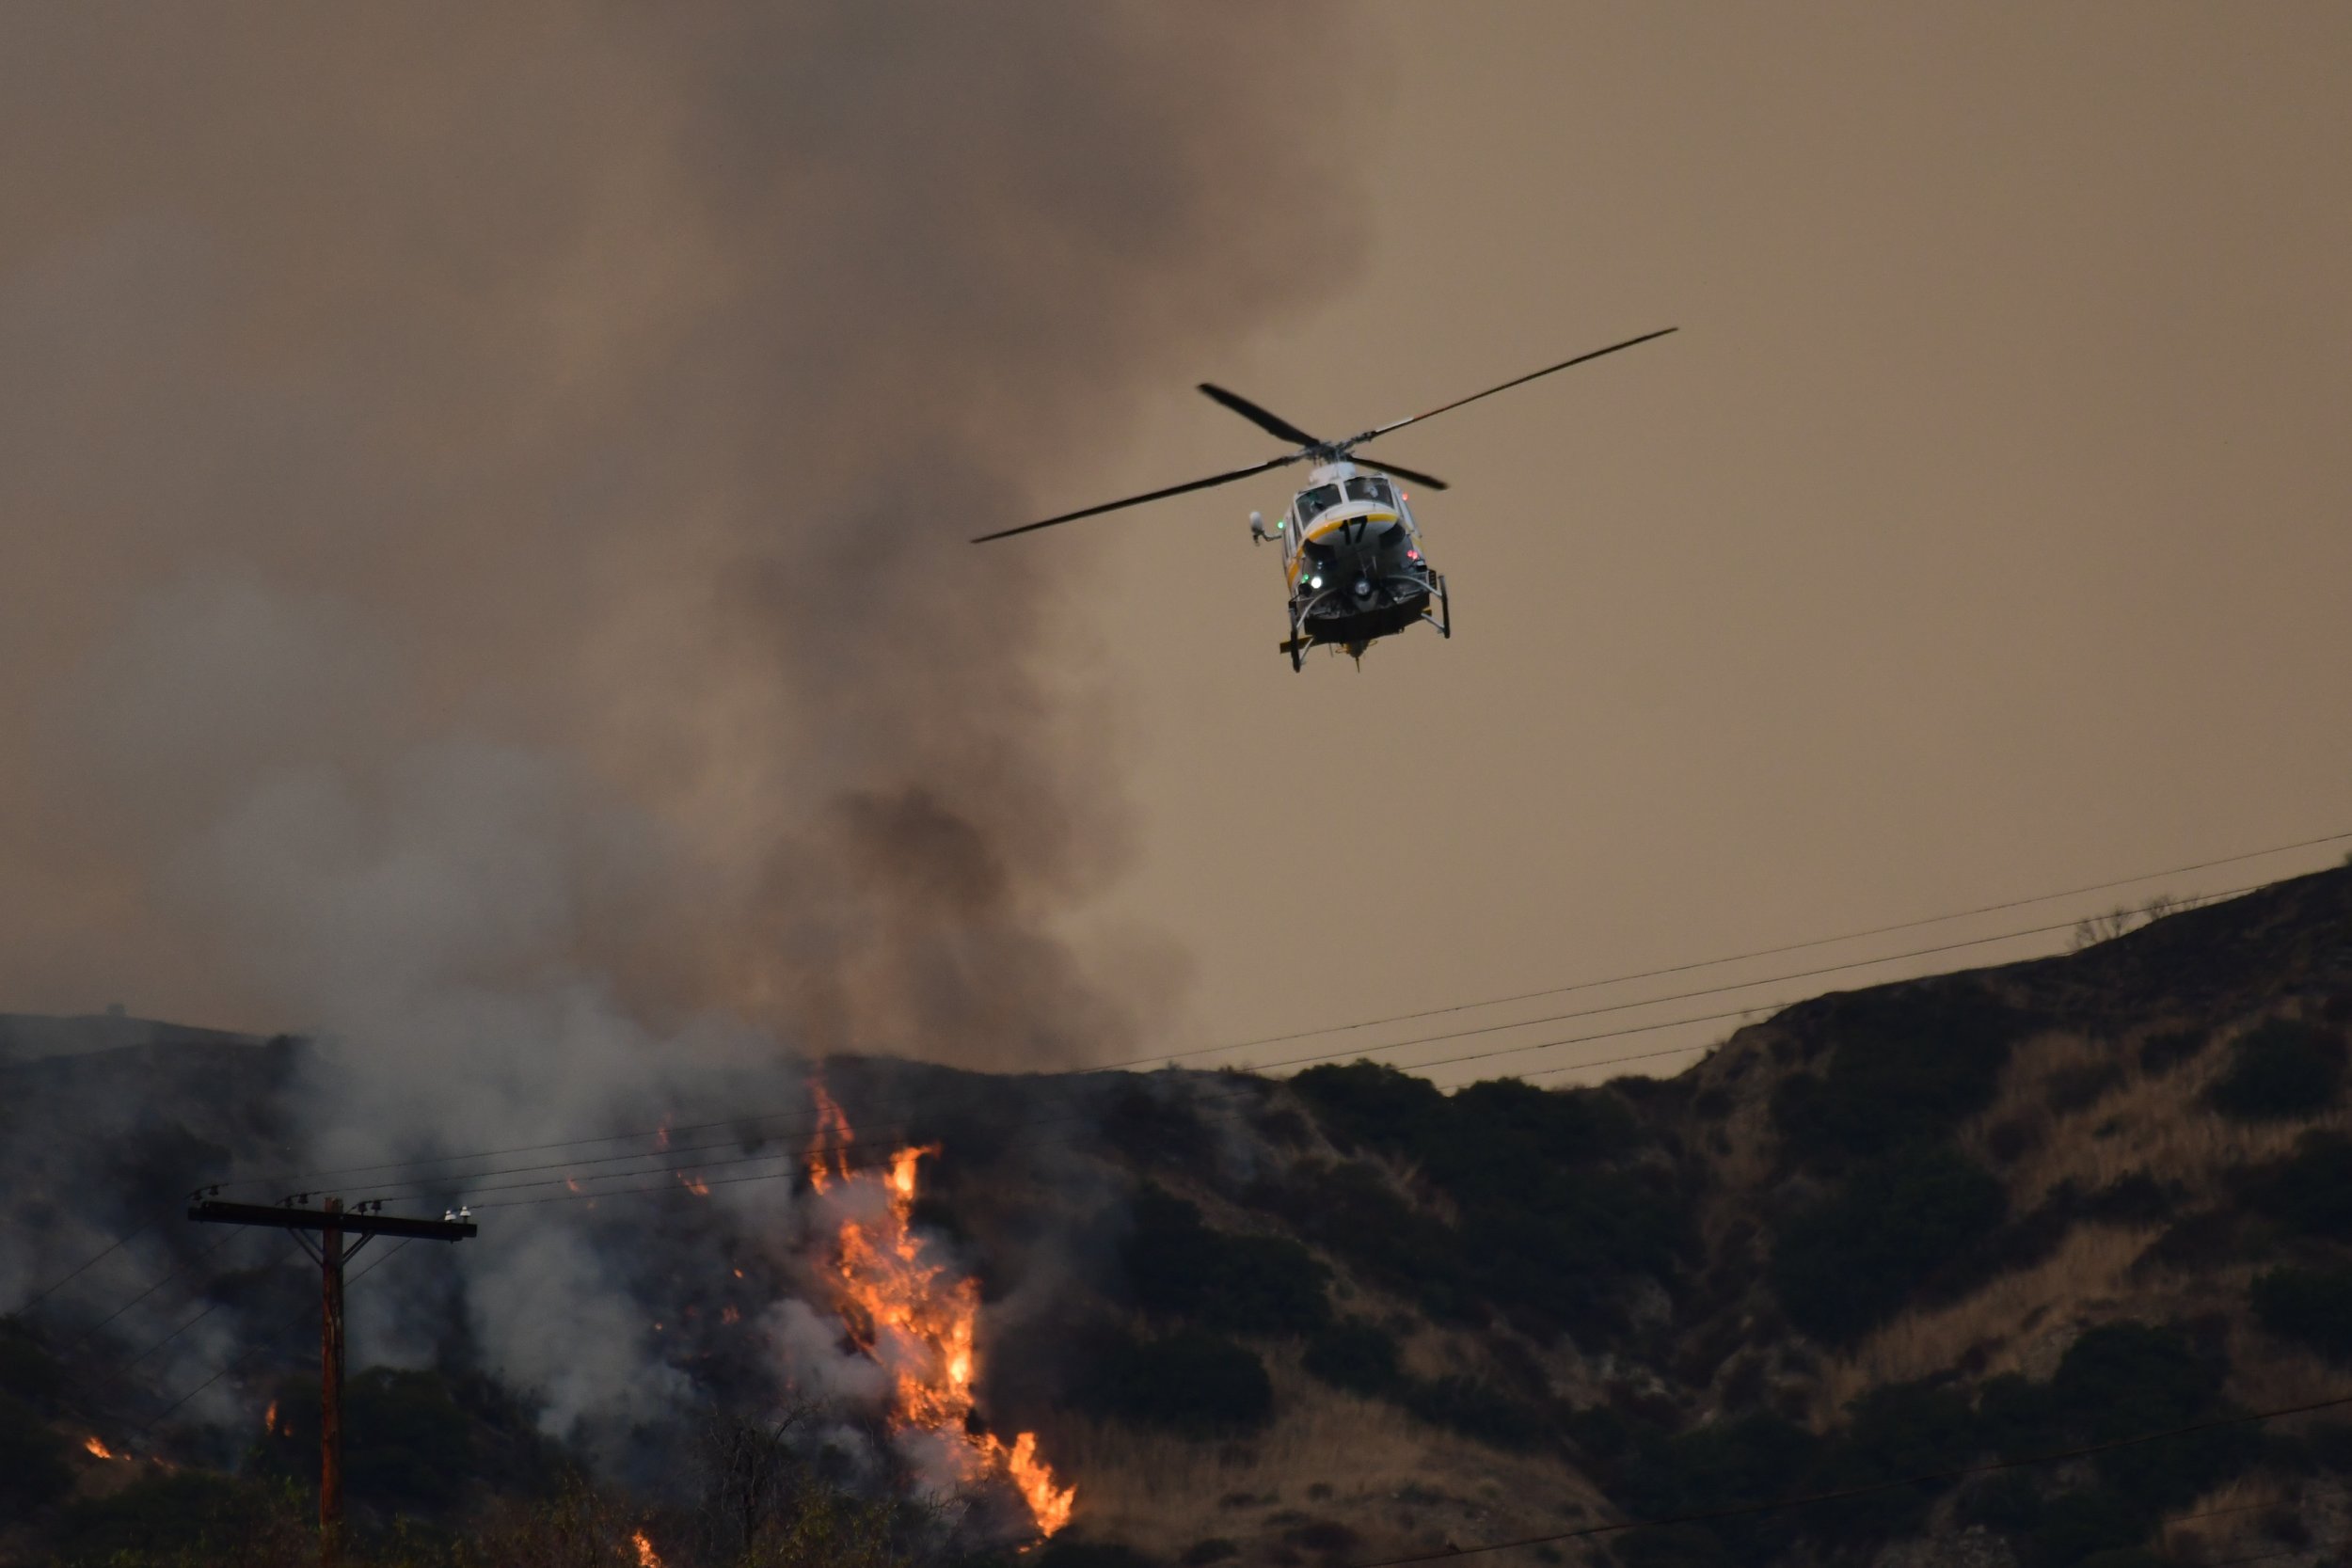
[1257, 459, 1450, 667]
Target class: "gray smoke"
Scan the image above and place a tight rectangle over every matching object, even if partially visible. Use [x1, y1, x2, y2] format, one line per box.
[0, 1, 1361, 1461]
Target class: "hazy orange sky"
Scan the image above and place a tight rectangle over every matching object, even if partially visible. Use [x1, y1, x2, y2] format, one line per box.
[2, 5, 2346, 1090]
[1074, 3, 2352, 1083]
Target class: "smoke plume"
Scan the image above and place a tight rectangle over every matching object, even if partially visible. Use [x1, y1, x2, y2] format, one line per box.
[0, 1, 1361, 1455]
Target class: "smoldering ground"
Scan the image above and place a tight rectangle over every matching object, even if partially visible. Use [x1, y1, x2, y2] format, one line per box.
[0, 0, 1363, 1488]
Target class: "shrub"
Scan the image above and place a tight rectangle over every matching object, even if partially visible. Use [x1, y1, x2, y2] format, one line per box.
[1032, 1545, 1162, 1568]
[51, 1471, 306, 1564]
[1802, 1382, 1978, 1544]
[2253, 1264, 2352, 1363]
[1772, 1146, 2008, 1343]
[2030, 1489, 2153, 1568]
[2049, 1323, 2252, 1510]
[1271, 1161, 1481, 1323]
[2207, 1020, 2347, 1121]
[1770, 987, 2031, 1165]
[2138, 1028, 2206, 1075]
[0, 1319, 63, 1407]
[1122, 1184, 1331, 1338]
[1285, 1065, 1686, 1336]
[2244, 1132, 2352, 1239]
[1396, 1375, 1549, 1449]
[1954, 1472, 2042, 1534]
[1300, 1320, 1401, 1396]
[1090, 1330, 1273, 1437]
[0, 1390, 72, 1517]
[1614, 1523, 1738, 1568]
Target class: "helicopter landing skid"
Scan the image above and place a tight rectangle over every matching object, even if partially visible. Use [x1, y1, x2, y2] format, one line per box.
[1419, 573, 1451, 640]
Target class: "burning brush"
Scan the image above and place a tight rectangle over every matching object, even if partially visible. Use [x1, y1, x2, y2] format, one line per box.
[801, 1082, 1075, 1539]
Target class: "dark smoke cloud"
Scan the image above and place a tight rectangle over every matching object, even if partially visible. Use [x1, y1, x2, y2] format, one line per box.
[0, 2, 1364, 1449]
[0, 3, 1361, 1069]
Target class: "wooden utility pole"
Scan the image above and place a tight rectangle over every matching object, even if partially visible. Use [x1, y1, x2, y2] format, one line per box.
[190, 1195, 476, 1565]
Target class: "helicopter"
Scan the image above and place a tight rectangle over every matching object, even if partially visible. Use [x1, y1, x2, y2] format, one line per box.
[974, 326, 1677, 670]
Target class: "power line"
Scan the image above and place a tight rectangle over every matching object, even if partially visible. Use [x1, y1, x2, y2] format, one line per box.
[7, 1219, 161, 1318]
[1146, 826, 2352, 1067]
[121, 1231, 285, 1370]
[205, 830, 2338, 1205]
[134, 1237, 412, 1439]
[55, 1229, 245, 1356]
[242, 870, 2283, 1205]
[1206, 886, 2256, 1080]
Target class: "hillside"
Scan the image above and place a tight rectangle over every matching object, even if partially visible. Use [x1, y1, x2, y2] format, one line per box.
[5, 866, 2352, 1567]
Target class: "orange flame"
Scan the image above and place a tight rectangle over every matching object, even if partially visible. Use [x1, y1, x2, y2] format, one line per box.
[630, 1528, 663, 1567]
[84, 1435, 117, 1460]
[263, 1400, 278, 1434]
[803, 1082, 1075, 1538]
[676, 1170, 710, 1196]
[806, 1080, 853, 1193]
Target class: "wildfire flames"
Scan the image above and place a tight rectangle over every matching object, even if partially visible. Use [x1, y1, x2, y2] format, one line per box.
[630, 1528, 663, 1567]
[84, 1435, 118, 1460]
[803, 1083, 1076, 1538]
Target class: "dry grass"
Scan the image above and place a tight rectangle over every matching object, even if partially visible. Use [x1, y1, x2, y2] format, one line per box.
[2160, 1469, 2300, 1562]
[1811, 1223, 2167, 1419]
[1966, 1019, 2352, 1212]
[1052, 1363, 1608, 1560]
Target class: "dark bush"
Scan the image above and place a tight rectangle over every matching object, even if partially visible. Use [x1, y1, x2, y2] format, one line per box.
[1292, 1061, 1451, 1154]
[2048, 1323, 2252, 1511]
[1286, 1064, 1686, 1337]
[1954, 1472, 2042, 1534]
[2048, 1060, 2126, 1116]
[1771, 987, 2032, 1165]
[1122, 1183, 1331, 1338]
[1101, 1083, 1212, 1167]
[2072, 1550, 2168, 1568]
[1617, 1413, 1816, 1516]
[2029, 1488, 2151, 1568]
[1031, 1544, 1163, 1568]
[1090, 1330, 1273, 1438]
[1803, 1382, 1978, 1544]
[2253, 1264, 2352, 1363]
[0, 1319, 63, 1407]
[1301, 1320, 1401, 1396]
[2246, 1132, 2352, 1240]
[1772, 1146, 2008, 1343]
[1179, 1540, 1238, 1566]
[1976, 1373, 2063, 1462]
[2050, 1322, 2220, 1437]
[51, 1471, 302, 1563]
[2207, 1020, 2346, 1122]
[0, 1390, 73, 1516]
[1271, 1161, 1481, 1323]
[260, 1366, 564, 1509]
[1614, 1523, 1738, 1568]
[1284, 1518, 1360, 1555]
[2303, 1419, 2352, 1473]
[2138, 1028, 2206, 1075]
[1396, 1375, 1549, 1449]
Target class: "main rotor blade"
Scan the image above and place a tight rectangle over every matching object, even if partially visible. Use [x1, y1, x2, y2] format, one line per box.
[1354, 326, 1677, 442]
[973, 454, 1299, 543]
[1198, 383, 1324, 448]
[1343, 452, 1451, 491]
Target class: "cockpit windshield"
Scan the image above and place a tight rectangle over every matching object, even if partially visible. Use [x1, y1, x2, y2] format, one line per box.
[1295, 483, 1343, 524]
[1343, 475, 1395, 507]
